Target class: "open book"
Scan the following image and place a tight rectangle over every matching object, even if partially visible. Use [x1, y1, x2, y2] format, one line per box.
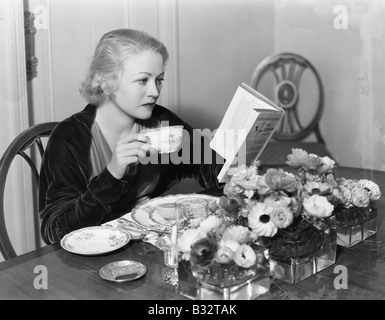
[210, 83, 285, 183]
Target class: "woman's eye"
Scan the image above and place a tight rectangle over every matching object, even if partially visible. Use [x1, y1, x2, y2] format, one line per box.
[138, 79, 148, 85]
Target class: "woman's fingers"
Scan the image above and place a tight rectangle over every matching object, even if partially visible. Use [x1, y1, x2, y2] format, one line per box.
[115, 141, 146, 153]
[115, 134, 151, 155]
[113, 145, 152, 166]
[108, 149, 145, 179]
[139, 142, 152, 157]
[117, 133, 149, 145]
[107, 133, 153, 179]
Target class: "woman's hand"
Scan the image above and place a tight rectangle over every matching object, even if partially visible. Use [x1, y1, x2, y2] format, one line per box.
[107, 133, 152, 179]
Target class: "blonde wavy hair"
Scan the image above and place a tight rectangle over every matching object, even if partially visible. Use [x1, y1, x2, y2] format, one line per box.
[80, 29, 169, 105]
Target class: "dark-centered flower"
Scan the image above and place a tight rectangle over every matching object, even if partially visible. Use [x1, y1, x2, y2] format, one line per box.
[189, 233, 217, 267]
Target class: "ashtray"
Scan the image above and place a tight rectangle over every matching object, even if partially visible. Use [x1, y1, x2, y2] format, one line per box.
[99, 260, 147, 283]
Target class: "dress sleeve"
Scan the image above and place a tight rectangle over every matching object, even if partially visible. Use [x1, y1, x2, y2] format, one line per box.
[38, 122, 135, 244]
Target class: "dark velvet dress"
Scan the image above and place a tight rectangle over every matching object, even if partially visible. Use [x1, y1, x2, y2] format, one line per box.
[39, 104, 224, 244]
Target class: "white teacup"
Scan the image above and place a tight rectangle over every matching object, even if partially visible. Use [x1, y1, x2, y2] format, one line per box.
[157, 202, 177, 221]
[144, 125, 183, 154]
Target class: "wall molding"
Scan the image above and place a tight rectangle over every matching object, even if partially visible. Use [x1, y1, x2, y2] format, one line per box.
[38, 0, 55, 121]
[4, 0, 36, 253]
[126, 0, 138, 30]
[157, 0, 180, 113]
[30, 0, 55, 122]
[126, 0, 180, 113]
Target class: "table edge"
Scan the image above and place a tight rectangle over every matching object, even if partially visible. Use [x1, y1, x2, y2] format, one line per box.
[0, 243, 61, 271]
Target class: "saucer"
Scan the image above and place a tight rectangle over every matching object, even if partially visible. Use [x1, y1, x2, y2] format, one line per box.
[99, 260, 147, 283]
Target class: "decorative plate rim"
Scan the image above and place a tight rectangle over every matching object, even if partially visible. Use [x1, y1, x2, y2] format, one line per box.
[60, 225, 131, 256]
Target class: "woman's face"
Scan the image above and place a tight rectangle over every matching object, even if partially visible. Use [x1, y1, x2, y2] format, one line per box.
[112, 50, 165, 119]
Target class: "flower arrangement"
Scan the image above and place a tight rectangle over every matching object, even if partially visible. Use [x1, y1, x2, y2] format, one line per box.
[176, 211, 270, 290]
[331, 172, 381, 247]
[226, 151, 335, 223]
[176, 148, 381, 284]
[219, 148, 381, 255]
[177, 214, 257, 270]
[332, 177, 381, 228]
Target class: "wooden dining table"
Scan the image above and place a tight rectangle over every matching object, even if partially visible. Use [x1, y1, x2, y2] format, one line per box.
[0, 166, 384, 301]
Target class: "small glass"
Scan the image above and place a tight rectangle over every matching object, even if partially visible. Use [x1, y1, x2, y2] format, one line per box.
[336, 207, 377, 247]
[178, 244, 271, 300]
[175, 197, 209, 230]
[161, 244, 179, 287]
[269, 223, 337, 284]
[164, 243, 179, 268]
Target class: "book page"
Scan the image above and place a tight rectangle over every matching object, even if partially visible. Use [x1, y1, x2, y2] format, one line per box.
[217, 112, 283, 183]
[241, 83, 284, 111]
[239, 86, 278, 111]
[237, 112, 284, 165]
[210, 84, 285, 183]
[209, 86, 258, 159]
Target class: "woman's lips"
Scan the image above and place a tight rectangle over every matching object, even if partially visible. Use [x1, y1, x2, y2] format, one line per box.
[142, 102, 155, 107]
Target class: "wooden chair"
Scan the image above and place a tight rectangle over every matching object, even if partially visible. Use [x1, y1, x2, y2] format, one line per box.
[0, 122, 58, 260]
[249, 52, 336, 167]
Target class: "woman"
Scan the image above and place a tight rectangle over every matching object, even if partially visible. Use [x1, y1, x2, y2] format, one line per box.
[39, 29, 224, 244]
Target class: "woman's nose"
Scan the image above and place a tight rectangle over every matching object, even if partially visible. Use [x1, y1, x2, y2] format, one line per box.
[147, 81, 160, 98]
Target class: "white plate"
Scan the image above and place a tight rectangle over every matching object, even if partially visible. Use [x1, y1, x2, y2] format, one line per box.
[131, 194, 219, 231]
[60, 226, 131, 255]
[99, 260, 147, 283]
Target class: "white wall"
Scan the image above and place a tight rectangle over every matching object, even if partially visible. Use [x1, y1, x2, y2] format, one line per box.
[32, 0, 275, 129]
[19, 0, 385, 170]
[49, 0, 129, 121]
[178, 0, 275, 130]
[165, 0, 276, 195]
[273, 0, 385, 170]
[24, 0, 385, 198]
[29, 0, 276, 195]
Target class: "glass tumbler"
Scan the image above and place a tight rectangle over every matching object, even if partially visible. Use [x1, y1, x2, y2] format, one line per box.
[164, 243, 179, 268]
[175, 197, 209, 230]
[162, 243, 179, 287]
